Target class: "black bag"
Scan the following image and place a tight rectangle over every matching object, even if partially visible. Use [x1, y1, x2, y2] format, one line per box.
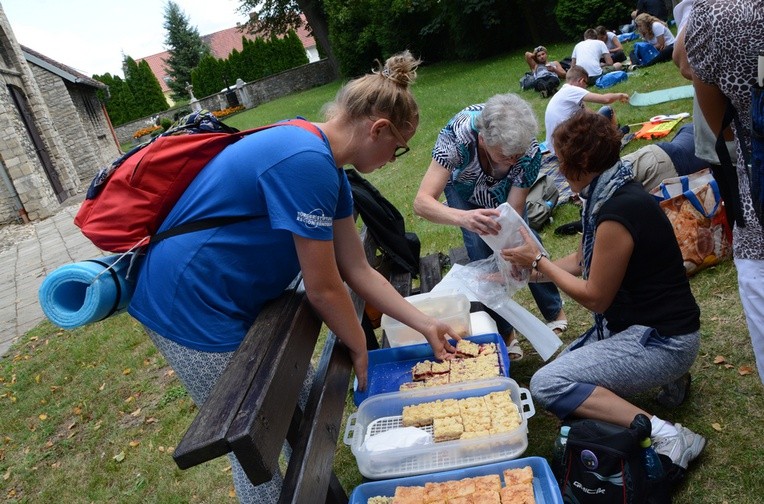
[534, 75, 560, 96]
[561, 418, 672, 504]
[345, 168, 420, 276]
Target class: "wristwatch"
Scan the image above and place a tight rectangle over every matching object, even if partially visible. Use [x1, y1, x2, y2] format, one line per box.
[532, 252, 548, 271]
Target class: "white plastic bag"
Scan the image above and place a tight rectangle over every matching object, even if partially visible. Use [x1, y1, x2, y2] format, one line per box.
[448, 261, 562, 361]
[479, 202, 547, 254]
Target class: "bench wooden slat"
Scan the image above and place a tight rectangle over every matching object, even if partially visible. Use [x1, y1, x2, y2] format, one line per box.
[279, 293, 361, 504]
[173, 286, 308, 470]
[280, 333, 353, 503]
[449, 246, 470, 266]
[419, 253, 444, 293]
[227, 293, 322, 485]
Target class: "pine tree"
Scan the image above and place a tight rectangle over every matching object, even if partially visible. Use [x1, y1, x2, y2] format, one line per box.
[163, 1, 211, 100]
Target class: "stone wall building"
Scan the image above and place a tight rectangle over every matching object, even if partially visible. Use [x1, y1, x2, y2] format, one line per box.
[0, 6, 120, 225]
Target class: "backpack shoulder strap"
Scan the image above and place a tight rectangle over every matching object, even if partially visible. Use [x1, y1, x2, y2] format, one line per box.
[148, 118, 324, 247]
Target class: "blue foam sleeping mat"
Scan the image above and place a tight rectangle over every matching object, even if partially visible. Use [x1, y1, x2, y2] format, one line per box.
[353, 333, 509, 406]
[348, 456, 563, 503]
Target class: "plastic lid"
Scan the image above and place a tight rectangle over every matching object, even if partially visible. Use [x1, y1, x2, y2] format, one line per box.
[640, 437, 652, 448]
[560, 426, 570, 436]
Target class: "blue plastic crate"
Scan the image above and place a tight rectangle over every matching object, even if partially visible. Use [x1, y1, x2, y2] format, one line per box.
[348, 456, 562, 504]
[354, 333, 509, 406]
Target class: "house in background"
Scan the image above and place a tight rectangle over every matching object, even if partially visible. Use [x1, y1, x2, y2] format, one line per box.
[138, 20, 318, 104]
[0, 5, 120, 225]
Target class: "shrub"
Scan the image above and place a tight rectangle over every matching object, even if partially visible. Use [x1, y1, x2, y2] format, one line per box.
[554, 0, 632, 40]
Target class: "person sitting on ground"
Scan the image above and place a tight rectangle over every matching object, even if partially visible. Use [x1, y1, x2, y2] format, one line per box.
[525, 45, 567, 79]
[571, 29, 622, 86]
[127, 50, 461, 503]
[504, 110, 706, 472]
[413, 93, 569, 359]
[631, 13, 676, 67]
[523, 46, 567, 97]
[544, 65, 629, 156]
[623, 123, 710, 191]
[595, 25, 627, 63]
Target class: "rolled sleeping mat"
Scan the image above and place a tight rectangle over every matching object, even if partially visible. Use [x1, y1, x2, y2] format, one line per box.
[38, 255, 136, 329]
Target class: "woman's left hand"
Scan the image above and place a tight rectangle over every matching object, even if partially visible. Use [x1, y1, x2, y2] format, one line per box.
[500, 227, 540, 268]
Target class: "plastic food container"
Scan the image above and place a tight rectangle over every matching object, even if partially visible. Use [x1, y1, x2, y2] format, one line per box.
[343, 377, 535, 480]
[381, 292, 471, 347]
[353, 333, 510, 406]
[348, 456, 562, 504]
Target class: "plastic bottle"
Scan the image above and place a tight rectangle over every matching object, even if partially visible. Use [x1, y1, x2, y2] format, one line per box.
[551, 425, 570, 483]
[640, 437, 665, 480]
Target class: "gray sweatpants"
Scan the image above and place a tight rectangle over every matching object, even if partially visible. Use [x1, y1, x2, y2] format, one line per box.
[145, 327, 313, 503]
[530, 324, 700, 419]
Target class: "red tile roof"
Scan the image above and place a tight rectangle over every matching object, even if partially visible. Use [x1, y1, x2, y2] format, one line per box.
[138, 21, 316, 94]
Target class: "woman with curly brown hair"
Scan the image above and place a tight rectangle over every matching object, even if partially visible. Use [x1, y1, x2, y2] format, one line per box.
[503, 110, 706, 472]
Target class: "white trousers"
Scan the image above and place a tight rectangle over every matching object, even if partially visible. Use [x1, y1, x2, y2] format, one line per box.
[735, 258, 764, 384]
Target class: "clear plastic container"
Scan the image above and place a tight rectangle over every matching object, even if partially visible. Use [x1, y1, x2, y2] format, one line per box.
[381, 292, 472, 347]
[343, 377, 535, 480]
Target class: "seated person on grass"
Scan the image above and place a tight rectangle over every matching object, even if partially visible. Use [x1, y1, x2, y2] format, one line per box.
[571, 29, 622, 86]
[544, 65, 629, 156]
[504, 110, 706, 474]
[622, 123, 709, 192]
[595, 25, 627, 63]
[631, 13, 676, 67]
[524, 45, 567, 79]
[524, 46, 567, 97]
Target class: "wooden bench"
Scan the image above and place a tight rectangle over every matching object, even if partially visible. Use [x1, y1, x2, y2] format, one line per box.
[172, 228, 469, 503]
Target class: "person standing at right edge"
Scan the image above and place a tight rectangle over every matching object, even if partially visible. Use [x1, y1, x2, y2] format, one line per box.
[685, 0, 764, 385]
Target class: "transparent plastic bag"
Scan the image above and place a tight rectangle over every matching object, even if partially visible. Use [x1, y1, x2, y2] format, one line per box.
[450, 260, 562, 361]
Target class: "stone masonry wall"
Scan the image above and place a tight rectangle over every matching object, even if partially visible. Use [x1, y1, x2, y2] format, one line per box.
[113, 59, 337, 144]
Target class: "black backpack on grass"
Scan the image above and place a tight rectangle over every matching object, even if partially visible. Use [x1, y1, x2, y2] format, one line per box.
[560, 416, 674, 504]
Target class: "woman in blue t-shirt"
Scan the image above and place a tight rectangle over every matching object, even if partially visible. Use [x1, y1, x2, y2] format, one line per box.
[129, 50, 460, 503]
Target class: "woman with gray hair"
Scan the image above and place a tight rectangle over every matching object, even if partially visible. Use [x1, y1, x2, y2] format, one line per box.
[414, 93, 568, 358]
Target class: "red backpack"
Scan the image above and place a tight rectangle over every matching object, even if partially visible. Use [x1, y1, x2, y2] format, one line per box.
[75, 113, 322, 252]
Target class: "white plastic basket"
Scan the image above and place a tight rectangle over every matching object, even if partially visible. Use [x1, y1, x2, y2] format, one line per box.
[343, 377, 535, 480]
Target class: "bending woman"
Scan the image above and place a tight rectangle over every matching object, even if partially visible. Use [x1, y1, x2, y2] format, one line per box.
[128, 51, 460, 503]
[503, 110, 705, 471]
[633, 12, 675, 66]
[414, 93, 568, 358]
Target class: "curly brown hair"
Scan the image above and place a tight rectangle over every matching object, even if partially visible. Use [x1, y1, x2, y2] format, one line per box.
[552, 110, 621, 180]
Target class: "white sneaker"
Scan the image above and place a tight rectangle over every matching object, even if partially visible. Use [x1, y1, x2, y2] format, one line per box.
[653, 424, 706, 469]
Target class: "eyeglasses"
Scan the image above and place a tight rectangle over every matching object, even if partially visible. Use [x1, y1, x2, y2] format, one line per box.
[383, 119, 411, 158]
[534, 46, 547, 54]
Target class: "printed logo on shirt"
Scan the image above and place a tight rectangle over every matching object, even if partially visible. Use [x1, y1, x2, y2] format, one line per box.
[297, 209, 333, 228]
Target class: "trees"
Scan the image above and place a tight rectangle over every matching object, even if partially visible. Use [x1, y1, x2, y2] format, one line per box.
[162, 1, 211, 100]
[236, 0, 338, 76]
[93, 57, 168, 127]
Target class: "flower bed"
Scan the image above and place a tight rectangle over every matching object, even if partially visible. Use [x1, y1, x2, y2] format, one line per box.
[212, 105, 245, 119]
[133, 125, 162, 139]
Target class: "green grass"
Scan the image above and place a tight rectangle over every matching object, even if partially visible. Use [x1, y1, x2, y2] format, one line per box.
[2, 41, 762, 503]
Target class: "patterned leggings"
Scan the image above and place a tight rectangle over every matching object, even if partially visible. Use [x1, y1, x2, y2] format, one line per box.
[145, 327, 313, 503]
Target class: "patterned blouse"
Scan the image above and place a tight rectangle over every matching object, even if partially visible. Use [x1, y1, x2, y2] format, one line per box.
[432, 104, 541, 209]
[685, 0, 764, 260]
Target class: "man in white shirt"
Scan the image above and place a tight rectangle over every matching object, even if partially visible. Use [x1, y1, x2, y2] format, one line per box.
[571, 29, 622, 85]
[544, 65, 629, 155]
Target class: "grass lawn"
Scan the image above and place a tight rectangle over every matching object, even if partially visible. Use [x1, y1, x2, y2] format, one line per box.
[2, 40, 763, 503]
